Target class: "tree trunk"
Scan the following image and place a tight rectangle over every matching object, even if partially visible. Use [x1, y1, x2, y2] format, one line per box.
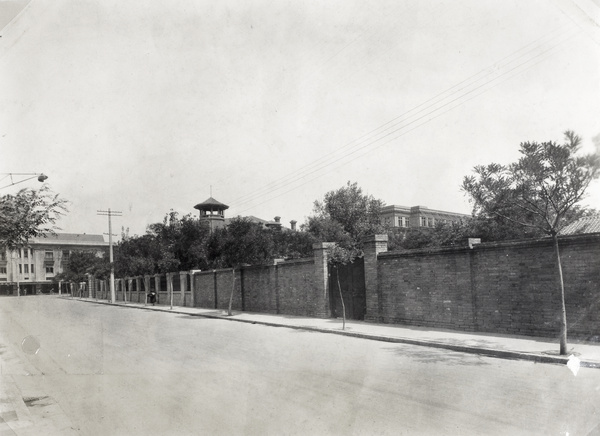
[336, 267, 346, 330]
[553, 233, 568, 355]
[227, 268, 235, 316]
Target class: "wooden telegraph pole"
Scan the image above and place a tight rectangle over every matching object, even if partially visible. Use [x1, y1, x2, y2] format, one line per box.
[97, 209, 122, 304]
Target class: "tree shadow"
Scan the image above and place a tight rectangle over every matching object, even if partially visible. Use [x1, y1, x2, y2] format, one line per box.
[385, 344, 492, 367]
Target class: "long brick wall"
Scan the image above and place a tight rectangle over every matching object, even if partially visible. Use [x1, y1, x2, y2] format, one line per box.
[86, 234, 599, 340]
[370, 233, 600, 339]
[190, 258, 328, 317]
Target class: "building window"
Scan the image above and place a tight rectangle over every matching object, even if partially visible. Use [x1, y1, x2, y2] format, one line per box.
[0, 267, 6, 274]
[62, 250, 70, 261]
[19, 264, 22, 274]
[0, 252, 6, 260]
[46, 266, 54, 275]
[31, 264, 35, 274]
[402, 217, 409, 228]
[23, 249, 28, 258]
[45, 251, 54, 259]
[420, 217, 427, 227]
[24, 264, 29, 274]
[429, 218, 434, 228]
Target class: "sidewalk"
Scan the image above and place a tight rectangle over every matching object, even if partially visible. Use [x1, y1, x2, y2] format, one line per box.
[69, 296, 600, 369]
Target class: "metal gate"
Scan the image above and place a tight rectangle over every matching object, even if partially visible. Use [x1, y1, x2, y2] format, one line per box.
[328, 257, 366, 320]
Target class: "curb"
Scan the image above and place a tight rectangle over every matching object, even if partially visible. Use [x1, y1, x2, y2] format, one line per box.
[65, 297, 600, 369]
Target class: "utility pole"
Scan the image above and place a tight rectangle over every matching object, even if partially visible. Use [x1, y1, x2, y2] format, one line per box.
[97, 208, 122, 304]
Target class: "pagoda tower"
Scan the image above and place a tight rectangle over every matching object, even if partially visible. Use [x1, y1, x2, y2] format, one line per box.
[194, 197, 229, 233]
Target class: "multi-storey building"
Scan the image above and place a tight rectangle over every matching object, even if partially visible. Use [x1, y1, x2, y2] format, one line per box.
[0, 233, 108, 295]
[380, 205, 470, 229]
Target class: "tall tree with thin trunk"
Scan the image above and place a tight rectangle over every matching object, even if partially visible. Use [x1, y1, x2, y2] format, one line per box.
[462, 131, 600, 355]
[0, 185, 68, 250]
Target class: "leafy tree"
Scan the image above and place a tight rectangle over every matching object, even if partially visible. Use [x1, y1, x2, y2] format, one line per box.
[307, 182, 386, 329]
[462, 131, 600, 355]
[207, 217, 274, 315]
[387, 215, 544, 251]
[54, 250, 109, 284]
[115, 234, 163, 277]
[303, 216, 353, 249]
[0, 185, 68, 250]
[311, 181, 386, 246]
[172, 214, 211, 270]
[209, 217, 274, 268]
[271, 229, 316, 260]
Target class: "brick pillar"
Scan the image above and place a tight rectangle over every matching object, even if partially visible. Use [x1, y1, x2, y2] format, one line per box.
[179, 272, 187, 306]
[143, 275, 151, 305]
[363, 234, 388, 322]
[312, 242, 335, 318]
[135, 277, 142, 303]
[87, 275, 93, 298]
[166, 273, 173, 307]
[189, 272, 195, 308]
[127, 278, 133, 303]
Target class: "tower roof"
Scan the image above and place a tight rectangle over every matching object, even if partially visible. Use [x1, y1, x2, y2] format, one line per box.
[194, 197, 229, 211]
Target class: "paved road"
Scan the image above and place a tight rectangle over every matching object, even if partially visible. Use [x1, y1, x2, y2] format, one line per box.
[1, 296, 599, 435]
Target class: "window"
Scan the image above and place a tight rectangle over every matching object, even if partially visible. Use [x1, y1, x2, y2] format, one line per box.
[23, 249, 28, 258]
[401, 217, 409, 228]
[24, 264, 29, 274]
[19, 264, 22, 274]
[45, 251, 54, 259]
[31, 264, 34, 274]
[46, 266, 54, 275]
[0, 267, 6, 274]
[62, 250, 70, 260]
[0, 252, 6, 260]
[429, 218, 434, 228]
[420, 217, 427, 227]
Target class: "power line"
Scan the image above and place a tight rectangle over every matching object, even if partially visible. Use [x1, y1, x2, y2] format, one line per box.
[233, 31, 579, 215]
[229, 25, 576, 208]
[232, 26, 579, 212]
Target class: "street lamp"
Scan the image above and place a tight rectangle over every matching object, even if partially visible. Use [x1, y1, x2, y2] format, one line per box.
[0, 173, 48, 190]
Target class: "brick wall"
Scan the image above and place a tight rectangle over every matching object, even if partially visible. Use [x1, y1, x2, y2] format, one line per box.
[189, 258, 324, 317]
[277, 259, 320, 316]
[373, 233, 600, 339]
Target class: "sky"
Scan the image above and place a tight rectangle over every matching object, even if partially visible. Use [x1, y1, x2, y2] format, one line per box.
[1, 0, 599, 240]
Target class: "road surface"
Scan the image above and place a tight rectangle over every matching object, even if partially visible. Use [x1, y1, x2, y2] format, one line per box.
[0, 296, 599, 435]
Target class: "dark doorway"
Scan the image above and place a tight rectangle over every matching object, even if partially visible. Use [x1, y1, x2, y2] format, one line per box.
[328, 257, 366, 320]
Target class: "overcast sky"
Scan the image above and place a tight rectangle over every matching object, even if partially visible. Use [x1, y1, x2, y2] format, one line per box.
[1, 0, 599, 239]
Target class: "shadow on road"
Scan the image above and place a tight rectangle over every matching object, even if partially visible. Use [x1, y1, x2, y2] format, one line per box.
[385, 344, 491, 366]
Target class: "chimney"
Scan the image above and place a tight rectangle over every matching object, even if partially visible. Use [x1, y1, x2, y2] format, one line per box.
[290, 220, 297, 231]
[274, 216, 281, 223]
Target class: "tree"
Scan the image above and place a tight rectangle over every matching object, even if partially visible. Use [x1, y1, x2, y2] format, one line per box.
[54, 250, 109, 284]
[0, 185, 68, 250]
[462, 131, 600, 355]
[386, 215, 544, 251]
[311, 181, 386, 246]
[207, 217, 274, 315]
[271, 229, 316, 260]
[172, 214, 211, 270]
[307, 182, 386, 329]
[115, 233, 162, 277]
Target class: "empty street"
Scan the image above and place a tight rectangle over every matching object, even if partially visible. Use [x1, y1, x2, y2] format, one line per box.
[1, 296, 599, 435]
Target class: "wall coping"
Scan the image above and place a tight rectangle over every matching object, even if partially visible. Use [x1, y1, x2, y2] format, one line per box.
[363, 234, 389, 243]
[380, 232, 600, 259]
[276, 258, 314, 267]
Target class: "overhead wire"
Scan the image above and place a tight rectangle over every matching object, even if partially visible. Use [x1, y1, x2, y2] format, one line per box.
[230, 24, 580, 211]
[234, 30, 580, 216]
[230, 25, 576, 207]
